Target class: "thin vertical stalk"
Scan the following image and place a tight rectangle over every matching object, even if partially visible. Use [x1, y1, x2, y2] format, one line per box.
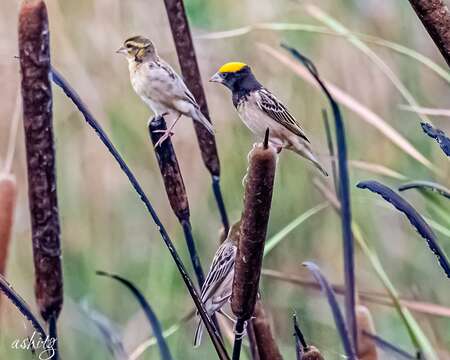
[19, 0, 63, 332]
[231, 130, 278, 360]
[322, 109, 338, 195]
[283, 44, 356, 352]
[48, 314, 59, 360]
[163, 0, 229, 234]
[51, 69, 229, 360]
[148, 116, 205, 287]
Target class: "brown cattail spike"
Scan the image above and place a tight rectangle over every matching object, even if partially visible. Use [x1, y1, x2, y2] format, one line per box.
[356, 305, 378, 360]
[0, 174, 17, 275]
[19, 0, 63, 321]
[252, 300, 283, 360]
[301, 346, 324, 360]
[163, 0, 219, 176]
[231, 142, 277, 320]
[149, 116, 189, 222]
[408, 0, 450, 67]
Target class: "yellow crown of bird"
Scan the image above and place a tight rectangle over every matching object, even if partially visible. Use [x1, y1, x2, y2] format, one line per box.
[218, 62, 248, 73]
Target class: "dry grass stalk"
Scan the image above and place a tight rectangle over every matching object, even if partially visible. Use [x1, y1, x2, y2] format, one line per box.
[19, 0, 63, 321]
[408, 0, 450, 67]
[0, 174, 17, 276]
[356, 305, 378, 360]
[252, 300, 282, 360]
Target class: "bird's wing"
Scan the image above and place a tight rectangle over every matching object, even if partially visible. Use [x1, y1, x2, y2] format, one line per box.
[256, 88, 310, 143]
[200, 240, 236, 303]
[154, 60, 199, 107]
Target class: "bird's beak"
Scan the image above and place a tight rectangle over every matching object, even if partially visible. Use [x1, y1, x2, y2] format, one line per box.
[209, 72, 223, 83]
[116, 46, 127, 55]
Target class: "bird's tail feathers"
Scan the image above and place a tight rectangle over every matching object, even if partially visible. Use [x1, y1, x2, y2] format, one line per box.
[192, 108, 214, 135]
[290, 142, 329, 177]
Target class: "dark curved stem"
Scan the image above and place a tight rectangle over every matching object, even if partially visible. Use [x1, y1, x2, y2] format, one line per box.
[232, 319, 245, 360]
[181, 220, 205, 287]
[48, 314, 59, 360]
[283, 44, 356, 353]
[51, 68, 229, 360]
[212, 176, 230, 235]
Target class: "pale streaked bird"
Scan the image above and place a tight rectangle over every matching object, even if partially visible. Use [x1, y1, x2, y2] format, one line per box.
[210, 62, 328, 176]
[117, 36, 214, 147]
[193, 221, 241, 348]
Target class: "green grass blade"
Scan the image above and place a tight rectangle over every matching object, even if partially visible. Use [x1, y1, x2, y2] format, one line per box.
[351, 224, 438, 360]
[263, 203, 328, 257]
[306, 5, 431, 126]
[199, 23, 450, 84]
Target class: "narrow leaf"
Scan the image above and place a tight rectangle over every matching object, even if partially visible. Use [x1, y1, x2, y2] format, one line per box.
[362, 331, 417, 360]
[303, 261, 355, 359]
[259, 44, 433, 169]
[284, 44, 357, 351]
[306, 5, 431, 126]
[263, 203, 328, 257]
[96, 271, 172, 360]
[421, 122, 450, 156]
[399, 181, 450, 200]
[0, 274, 47, 339]
[51, 69, 229, 360]
[314, 179, 438, 359]
[357, 180, 450, 278]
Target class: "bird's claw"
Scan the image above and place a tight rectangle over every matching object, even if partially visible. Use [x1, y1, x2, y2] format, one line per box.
[153, 130, 174, 148]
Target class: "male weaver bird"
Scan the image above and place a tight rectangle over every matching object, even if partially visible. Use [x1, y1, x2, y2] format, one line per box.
[210, 62, 328, 176]
[193, 221, 241, 347]
[116, 36, 214, 147]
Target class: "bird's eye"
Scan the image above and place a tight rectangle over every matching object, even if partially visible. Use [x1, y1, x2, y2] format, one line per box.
[126, 43, 132, 49]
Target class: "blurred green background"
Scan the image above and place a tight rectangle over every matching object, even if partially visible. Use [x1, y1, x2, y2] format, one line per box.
[0, 0, 449, 359]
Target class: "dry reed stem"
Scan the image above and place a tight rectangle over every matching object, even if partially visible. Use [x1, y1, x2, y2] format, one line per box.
[0, 174, 17, 275]
[252, 300, 282, 360]
[408, 0, 450, 67]
[356, 305, 378, 360]
[19, 0, 63, 321]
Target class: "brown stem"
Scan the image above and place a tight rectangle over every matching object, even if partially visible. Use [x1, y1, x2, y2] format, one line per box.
[18, 0, 63, 322]
[252, 300, 283, 360]
[162, 0, 220, 176]
[408, 0, 450, 67]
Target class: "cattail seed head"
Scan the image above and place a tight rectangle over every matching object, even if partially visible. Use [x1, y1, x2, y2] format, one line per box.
[252, 300, 282, 360]
[149, 116, 190, 222]
[231, 141, 277, 320]
[356, 305, 378, 360]
[19, 0, 63, 321]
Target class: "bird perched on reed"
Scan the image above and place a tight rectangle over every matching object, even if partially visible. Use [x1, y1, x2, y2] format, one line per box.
[193, 221, 241, 347]
[116, 36, 214, 147]
[210, 62, 328, 176]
